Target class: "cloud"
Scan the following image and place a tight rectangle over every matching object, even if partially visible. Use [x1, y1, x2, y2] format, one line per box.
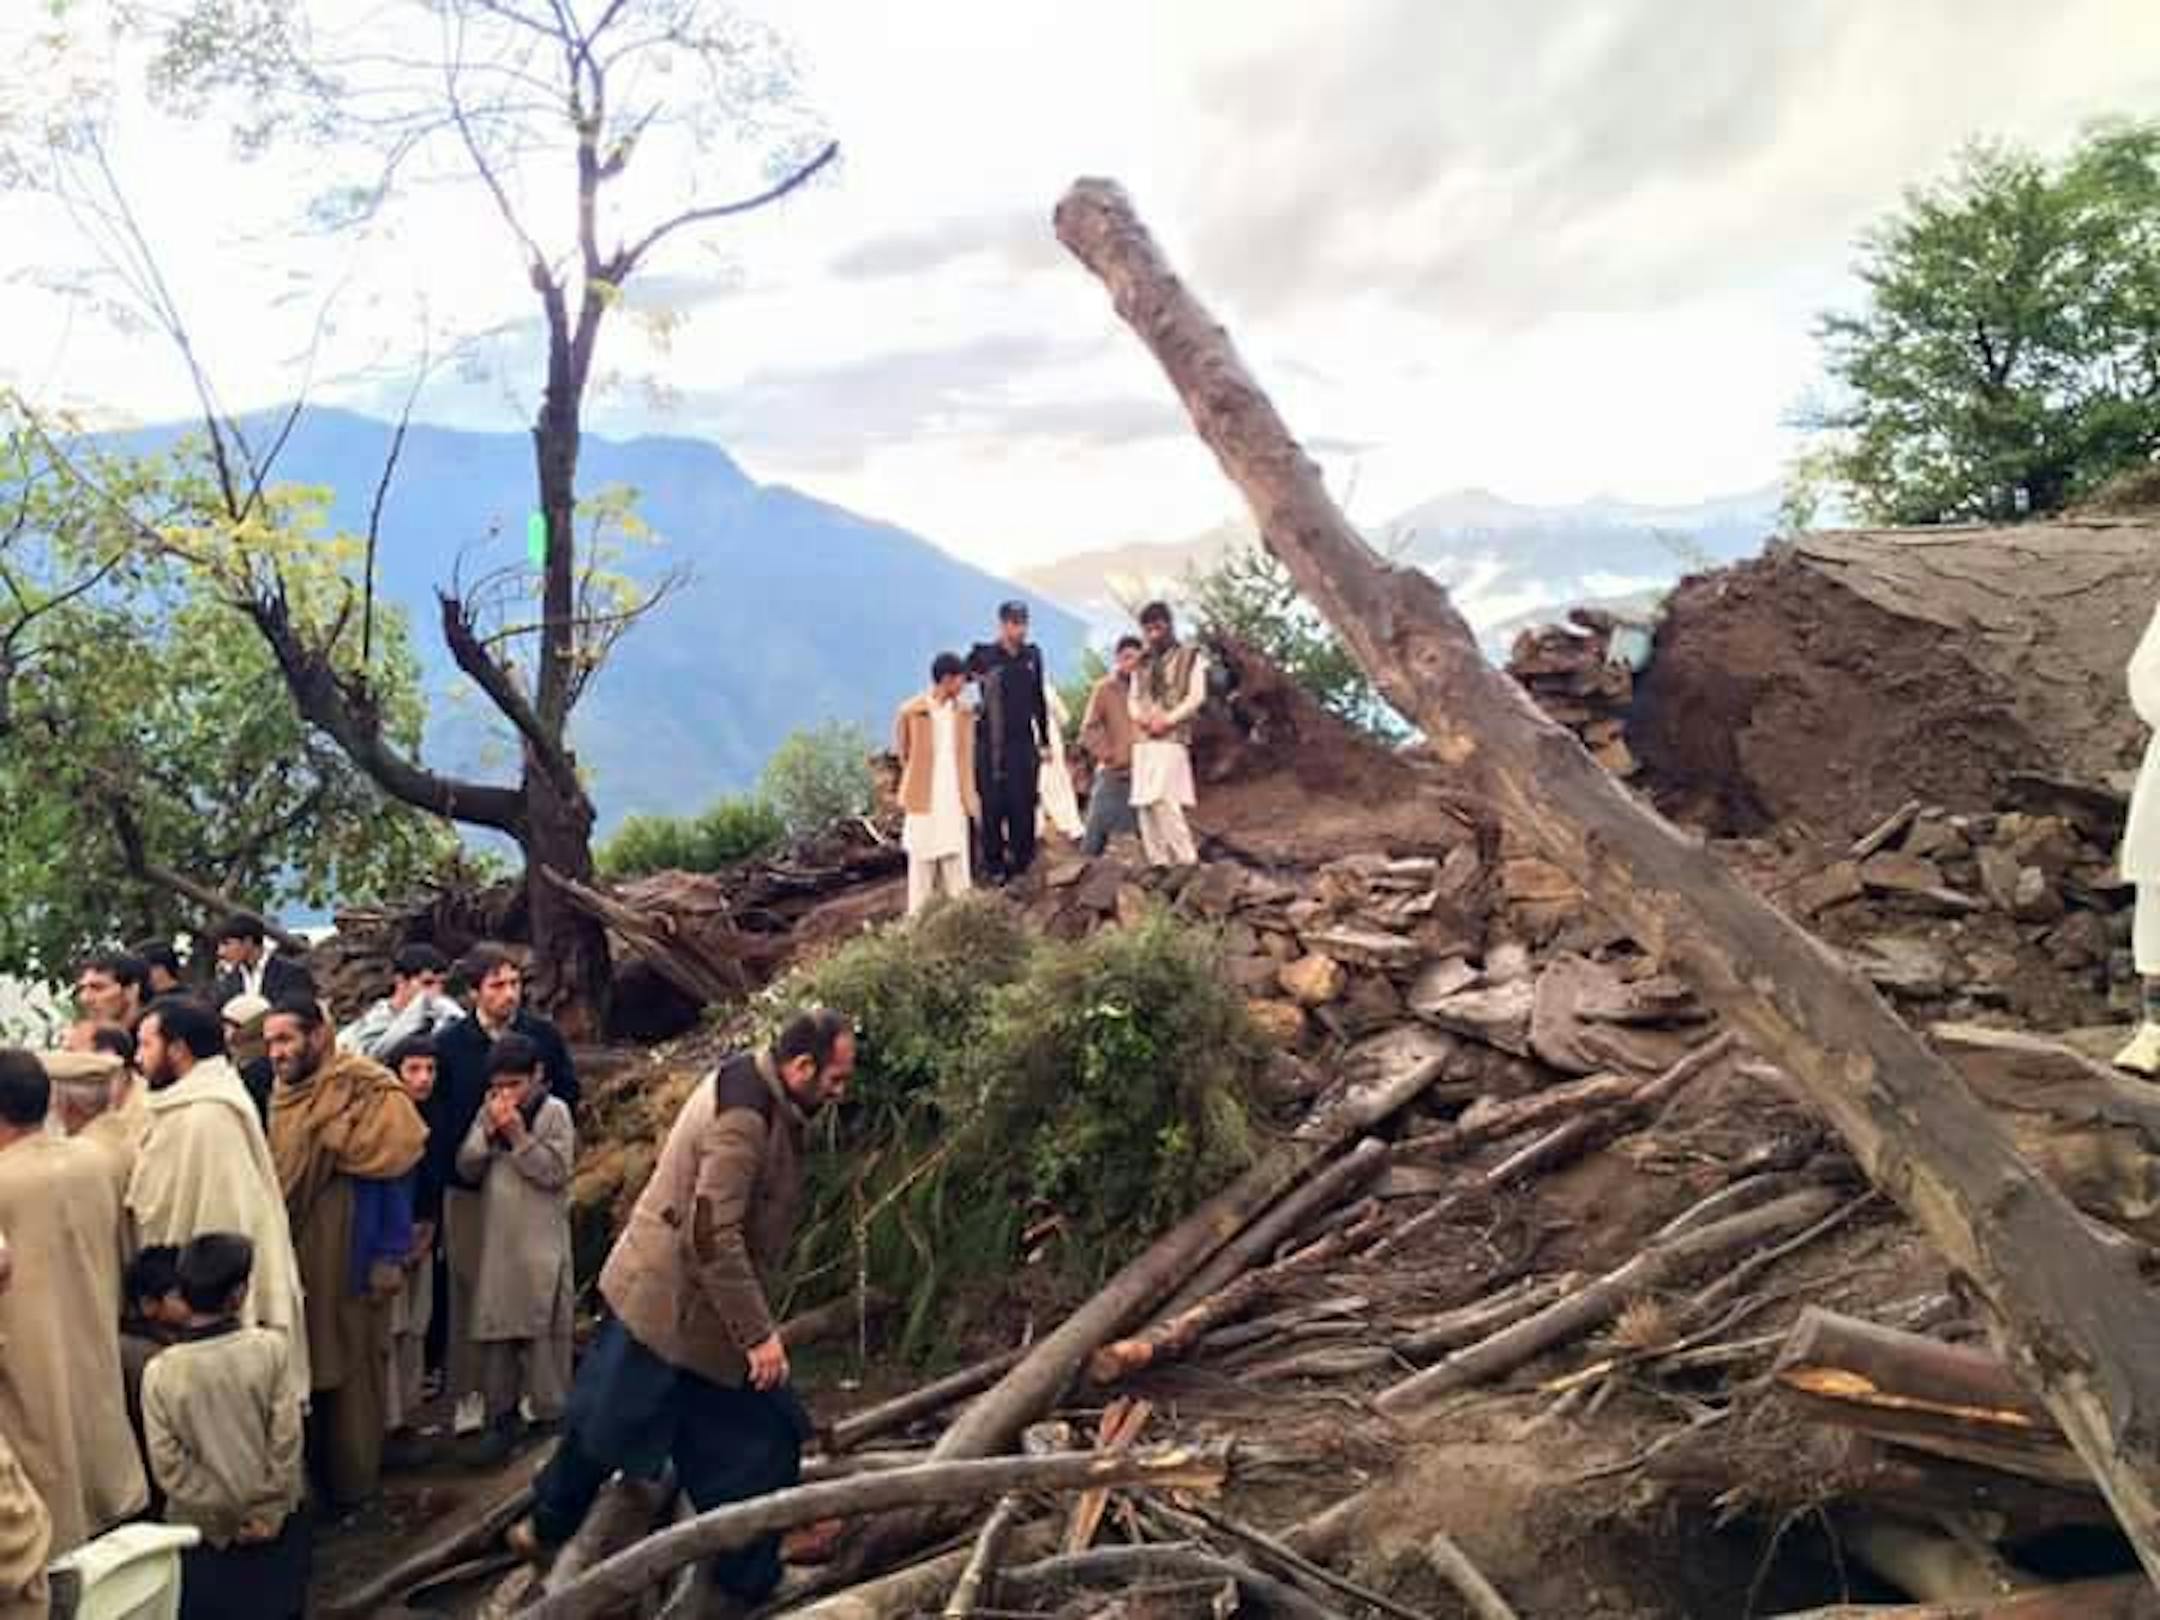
[643, 332, 1190, 471]
[1175, 0, 2160, 321]
[828, 210, 1064, 281]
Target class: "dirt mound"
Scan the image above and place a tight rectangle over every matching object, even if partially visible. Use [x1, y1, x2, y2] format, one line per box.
[1631, 523, 2160, 839]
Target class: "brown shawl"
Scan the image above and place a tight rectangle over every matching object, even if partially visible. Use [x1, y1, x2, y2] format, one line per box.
[269, 1049, 428, 1223]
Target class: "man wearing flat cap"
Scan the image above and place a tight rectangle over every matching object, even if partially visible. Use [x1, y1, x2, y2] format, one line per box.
[967, 600, 1051, 885]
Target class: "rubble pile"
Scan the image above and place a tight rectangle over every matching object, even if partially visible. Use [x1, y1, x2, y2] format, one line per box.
[1506, 608, 1647, 778]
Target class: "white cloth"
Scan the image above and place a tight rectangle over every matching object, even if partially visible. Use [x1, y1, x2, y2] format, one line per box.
[1138, 801, 1199, 867]
[127, 1057, 310, 1412]
[908, 854, 971, 917]
[2123, 601, 2160, 884]
[903, 700, 971, 861]
[1038, 688, 1085, 839]
[2138, 885, 2160, 978]
[1129, 653, 1208, 809]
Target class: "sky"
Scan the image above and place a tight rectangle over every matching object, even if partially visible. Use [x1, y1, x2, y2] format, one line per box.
[4, 0, 2158, 573]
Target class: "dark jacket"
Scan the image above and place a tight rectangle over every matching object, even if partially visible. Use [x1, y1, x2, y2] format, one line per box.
[966, 640, 1049, 784]
[600, 1051, 806, 1387]
[211, 953, 314, 1011]
[426, 1009, 579, 1213]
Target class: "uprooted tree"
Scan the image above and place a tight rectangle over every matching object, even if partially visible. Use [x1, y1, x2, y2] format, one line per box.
[10, 0, 836, 1029]
[1052, 178, 2160, 1588]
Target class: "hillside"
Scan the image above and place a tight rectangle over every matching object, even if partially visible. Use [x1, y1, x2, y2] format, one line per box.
[1022, 485, 1781, 648]
[123, 409, 1083, 828]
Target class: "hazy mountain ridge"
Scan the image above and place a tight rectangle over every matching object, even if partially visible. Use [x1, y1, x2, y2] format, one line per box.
[124, 409, 1083, 829]
[1022, 485, 1783, 647]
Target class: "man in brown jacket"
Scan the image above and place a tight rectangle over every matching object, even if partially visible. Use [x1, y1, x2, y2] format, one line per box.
[511, 1009, 856, 1600]
[1080, 635, 1143, 857]
[894, 652, 980, 916]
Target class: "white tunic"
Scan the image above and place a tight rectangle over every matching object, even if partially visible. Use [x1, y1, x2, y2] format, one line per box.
[1130, 653, 1209, 810]
[904, 699, 971, 861]
[2123, 600, 2160, 883]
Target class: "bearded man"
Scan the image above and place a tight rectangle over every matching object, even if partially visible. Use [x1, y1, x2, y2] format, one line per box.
[129, 997, 310, 1415]
[264, 997, 427, 1509]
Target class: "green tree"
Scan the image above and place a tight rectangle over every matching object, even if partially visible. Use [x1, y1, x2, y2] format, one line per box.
[599, 796, 787, 879]
[1806, 122, 2160, 524]
[1190, 545, 1399, 735]
[10, 0, 836, 1029]
[0, 424, 453, 975]
[759, 721, 874, 840]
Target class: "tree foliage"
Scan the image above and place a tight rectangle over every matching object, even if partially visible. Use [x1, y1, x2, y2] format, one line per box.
[598, 795, 787, 879]
[1807, 122, 2160, 524]
[758, 720, 874, 840]
[768, 898, 1265, 1359]
[1191, 544, 1399, 735]
[0, 421, 453, 975]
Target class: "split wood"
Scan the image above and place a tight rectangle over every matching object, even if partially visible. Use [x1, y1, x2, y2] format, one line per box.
[1054, 175, 2160, 1591]
[1063, 1397, 1153, 1554]
[525, 1446, 1230, 1620]
[942, 1494, 1024, 1620]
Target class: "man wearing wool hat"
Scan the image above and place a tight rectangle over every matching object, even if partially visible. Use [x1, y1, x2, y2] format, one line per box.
[41, 1047, 144, 1193]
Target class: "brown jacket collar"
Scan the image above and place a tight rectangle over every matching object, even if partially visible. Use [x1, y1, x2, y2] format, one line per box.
[755, 1048, 809, 1130]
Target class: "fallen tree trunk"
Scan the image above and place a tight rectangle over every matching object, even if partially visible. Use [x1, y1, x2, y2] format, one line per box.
[1775, 1308, 2087, 1488]
[996, 1545, 1345, 1620]
[1376, 1187, 1840, 1413]
[1052, 176, 2160, 1585]
[826, 1349, 1026, 1453]
[526, 1446, 1229, 1620]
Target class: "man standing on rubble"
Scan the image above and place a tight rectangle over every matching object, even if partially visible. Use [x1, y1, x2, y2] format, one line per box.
[507, 1009, 856, 1602]
[894, 653, 979, 915]
[1129, 601, 1210, 868]
[2117, 594, 2160, 1075]
[968, 600, 1050, 885]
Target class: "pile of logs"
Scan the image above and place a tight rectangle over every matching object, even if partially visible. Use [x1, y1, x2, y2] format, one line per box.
[1507, 608, 1646, 778]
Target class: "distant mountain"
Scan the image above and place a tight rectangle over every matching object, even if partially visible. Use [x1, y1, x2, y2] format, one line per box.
[125, 409, 1082, 830]
[1024, 486, 1783, 651]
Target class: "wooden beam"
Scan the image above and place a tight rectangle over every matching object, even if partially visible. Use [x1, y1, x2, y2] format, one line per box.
[1051, 176, 2160, 1586]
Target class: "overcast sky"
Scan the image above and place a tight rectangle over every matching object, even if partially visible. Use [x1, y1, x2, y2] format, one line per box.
[5, 0, 2157, 571]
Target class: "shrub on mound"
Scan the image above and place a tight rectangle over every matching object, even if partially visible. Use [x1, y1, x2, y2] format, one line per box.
[767, 894, 1266, 1358]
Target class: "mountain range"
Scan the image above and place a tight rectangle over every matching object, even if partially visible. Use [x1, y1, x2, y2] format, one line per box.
[129, 409, 1083, 831]
[1019, 485, 1784, 650]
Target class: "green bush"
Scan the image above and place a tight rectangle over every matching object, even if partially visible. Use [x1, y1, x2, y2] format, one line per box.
[760, 721, 875, 840]
[769, 895, 1265, 1358]
[598, 796, 788, 878]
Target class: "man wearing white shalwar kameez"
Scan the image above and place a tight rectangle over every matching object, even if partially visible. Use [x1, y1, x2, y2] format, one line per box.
[1129, 602, 1209, 869]
[2116, 597, 2160, 1075]
[895, 654, 980, 916]
[1038, 687, 1085, 842]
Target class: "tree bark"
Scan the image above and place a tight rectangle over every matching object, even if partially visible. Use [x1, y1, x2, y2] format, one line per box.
[523, 1446, 1229, 1620]
[1052, 177, 2160, 1585]
[1765, 1579, 2155, 1619]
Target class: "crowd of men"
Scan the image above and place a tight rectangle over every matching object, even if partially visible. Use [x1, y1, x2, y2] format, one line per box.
[0, 927, 607, 1617]
[894, 597, 1211, 916]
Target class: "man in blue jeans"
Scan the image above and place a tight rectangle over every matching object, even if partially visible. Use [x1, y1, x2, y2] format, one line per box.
[508, 1010, 856, 1599]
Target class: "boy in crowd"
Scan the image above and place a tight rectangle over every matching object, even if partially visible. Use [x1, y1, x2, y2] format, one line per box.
[455, 1035, 575, 1465]
[1080, 636, 1143, 856]
[383, 1034, 442, 1466]
[141, 1233, 309, 1620]
[120, 1246, 186, 1443]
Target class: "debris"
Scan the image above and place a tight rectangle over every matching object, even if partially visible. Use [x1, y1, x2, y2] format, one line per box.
[1278, 954, 1347, 1007]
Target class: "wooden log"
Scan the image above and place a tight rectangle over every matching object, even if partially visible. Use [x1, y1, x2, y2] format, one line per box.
[779, 1290, 895, 1352]
[1147, 1501, 1434, 1620]
[1157, 1136, 1389, 1316]
[1774, 1308, 2088, 1489]
[1375, 1188, 1840, 1413]
[784, 1526, 1058, 1620]
[542, 1474, 674, 1595]
[942, 1495, 1024, 1620]
[1826, 1440, 2113, 1541]
[1051, 176, 2160, 1584]
[826, 1348, 1026, 1452]
[1422, 1533, 1524, 1620]
[525, 1446, 1231, 1620]
[1394, 1073, 1641, 1163]
[1834, 1510, 2033, 1603]
[319, 1461, 539, 1618]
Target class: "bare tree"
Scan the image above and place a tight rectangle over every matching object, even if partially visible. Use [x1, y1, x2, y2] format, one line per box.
[18, 0, 836, 1028]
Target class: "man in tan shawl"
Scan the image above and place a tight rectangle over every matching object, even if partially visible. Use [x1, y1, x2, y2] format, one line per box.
[0, 1049, 147, 1559]
[130, 997, 310, 1418]
[40, 1048, 141, 1200]
[265, 997, 426, 1509]
[0, 1236, 50, 1620]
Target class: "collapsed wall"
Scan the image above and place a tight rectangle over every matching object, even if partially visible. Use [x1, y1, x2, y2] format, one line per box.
[1625, 522, 2160, 839]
